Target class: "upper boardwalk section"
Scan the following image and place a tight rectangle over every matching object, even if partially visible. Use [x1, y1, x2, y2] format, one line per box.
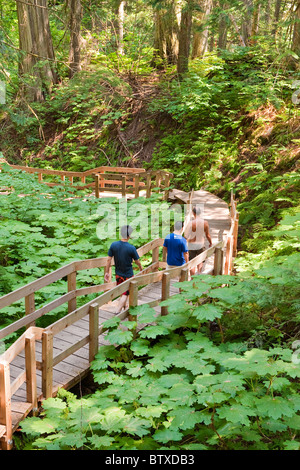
[0, 160, 172, 200]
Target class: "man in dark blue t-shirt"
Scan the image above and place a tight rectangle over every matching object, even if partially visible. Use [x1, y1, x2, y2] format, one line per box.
[163, 221, 189, 268]
[104, 225, 142, 312]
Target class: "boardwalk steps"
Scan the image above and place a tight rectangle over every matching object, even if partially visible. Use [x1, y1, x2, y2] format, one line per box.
[0, 166, 238, 450]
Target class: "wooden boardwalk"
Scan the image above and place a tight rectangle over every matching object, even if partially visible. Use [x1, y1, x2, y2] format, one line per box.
[0, 183, 238, 450]
[8, 279, 180, 406]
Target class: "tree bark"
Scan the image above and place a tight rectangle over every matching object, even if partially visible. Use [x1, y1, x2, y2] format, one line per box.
[272, 0, 282, 35]
[292, 0, 300, 58]
[152, 1, 180, 67]
[192, 0, 212, 58]
[177, 2, 192, 78]
[250, 0, 261, 44]
[16, 0, 58, 101]
[217, 2, 228, 51]
[68, 0, 82, 78]
[117, 0, 125, 56]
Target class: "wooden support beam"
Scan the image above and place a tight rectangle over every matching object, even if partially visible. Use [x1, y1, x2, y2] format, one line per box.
[25, 333, 38, 415]
[213, 247, 223, 276]
[121, 175, 126, 197]
[94, 174, 100, 198]
[67, 272, 77, 313]
[89, 304, 99, 363]
[146, 172, 151, 198]
[25, 293, 35, 328]
[0, 361, 12, 450]
[42, 331, 53, 399]
[161, 272, 170, 316]
[134, 174, 140, 198]
[129, 280, 138, 321]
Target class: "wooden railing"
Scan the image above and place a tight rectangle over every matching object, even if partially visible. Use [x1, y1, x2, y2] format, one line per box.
[0, 237, 224, 449]
[0, 327, 43, 450]
[94, 169, 173, 199]
[0, 160, 173, 199]
[224, 191, 239, 275]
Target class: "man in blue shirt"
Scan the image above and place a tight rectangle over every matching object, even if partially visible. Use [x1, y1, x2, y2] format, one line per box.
[104, 225, 142, 312]
[163, 221, 189, 268]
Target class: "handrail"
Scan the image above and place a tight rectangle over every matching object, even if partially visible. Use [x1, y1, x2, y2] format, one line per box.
[0, 161, 173, 198]
[224, 191, 239, 274]
[0, 327, 43, 450]
[0, 181, 237, 450]
[0, 238, 164, 341]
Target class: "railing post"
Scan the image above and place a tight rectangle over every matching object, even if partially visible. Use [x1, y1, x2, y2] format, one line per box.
[233, 213, 239, 257]
[42, 331, 53, 400]
[161, 272, 170, 316]
[163, 173, 170, 201]
[67, 271, 77, 313]
[152, 245, 159, 268]
[213, 247, 223, 276]
[99, 170, 105, 189]
[180, 267, 189, 283]
[129, 280, 138, 321]
[25, 332, 38, 416]
[146, 172, 151, 198]
[134, 174, 140, 198]
[25, 293, 35, 328]
[121, 175, 126, 197]
[0, 360, 13, 450]
[224, 235, 232, 275]
[89, 303, 99, 363]
[94, 174, 100, 198]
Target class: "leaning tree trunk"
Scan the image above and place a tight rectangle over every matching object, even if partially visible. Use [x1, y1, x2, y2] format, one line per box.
[68, 0, 82, 78]
[116, 0, 125, 56]
[192, 0, 212, 59]
[292, 0, 300, 58]
[17, 0, 58, 101]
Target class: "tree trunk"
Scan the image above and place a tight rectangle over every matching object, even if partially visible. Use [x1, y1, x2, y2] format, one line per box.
[250, 0, 261, 44]
[117, 0, 125, 56]
[192, 0, 212, 58]
[292, 0, 300, 58]
[69, 0, 82, 78]
[17, 0, 58, 101]
[217, 2, 228, 51]
[152, 1, 180, 67]
[272, 0, 282, 35]
[241, 0, 252, 45]
[177, 2, 192, 78]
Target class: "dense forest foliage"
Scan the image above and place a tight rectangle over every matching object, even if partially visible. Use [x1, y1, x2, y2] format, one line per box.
[0, 0, 299, 451]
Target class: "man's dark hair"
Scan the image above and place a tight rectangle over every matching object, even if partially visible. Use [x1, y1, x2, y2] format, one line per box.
[121, 225, 133, 239]
[174, 220, 183, 231]
[192, 206, 201, 216]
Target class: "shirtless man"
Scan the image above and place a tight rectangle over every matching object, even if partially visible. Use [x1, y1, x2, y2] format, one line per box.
[184, 206, 212, 276]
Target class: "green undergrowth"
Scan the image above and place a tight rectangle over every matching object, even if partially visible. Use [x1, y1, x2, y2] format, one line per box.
[148, 49, 299, 195]
[19, 194, 300, 450]
[1, 65, 133, 169]
[0, 166, 172, 346]
[20, 262, 300, 450]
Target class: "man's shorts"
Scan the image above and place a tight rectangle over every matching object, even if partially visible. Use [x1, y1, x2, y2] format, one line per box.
[116, 274, 130, 296]
[189, 247, 205, 260]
